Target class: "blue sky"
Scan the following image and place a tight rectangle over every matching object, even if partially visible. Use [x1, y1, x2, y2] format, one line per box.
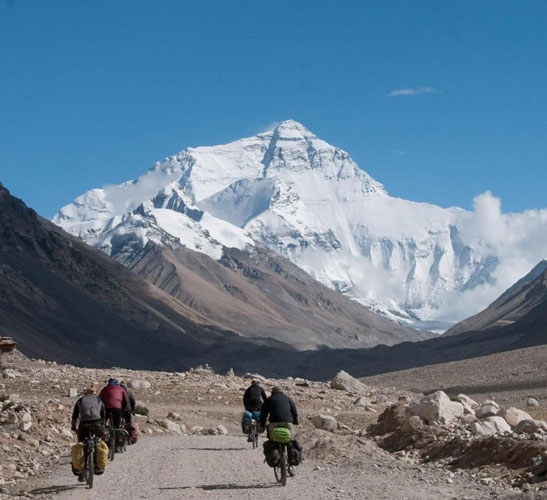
[1, 0, 546, 218]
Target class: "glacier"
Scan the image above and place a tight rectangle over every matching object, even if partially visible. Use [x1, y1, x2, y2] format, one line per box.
[53, 120, 547, 331]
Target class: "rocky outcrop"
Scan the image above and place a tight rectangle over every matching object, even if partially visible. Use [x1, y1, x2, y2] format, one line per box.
[407, 391, 464, 425]
[330, 371, 368, 395]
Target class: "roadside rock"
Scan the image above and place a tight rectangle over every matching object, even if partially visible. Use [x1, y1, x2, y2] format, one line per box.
[353, 397, 376, 411]
[469, 416, 511, 436]
[499, 407, 532, 428]
[129, 379, 151, 390]
[408, 391, 464, 425]
[311, 414, 338, 433]
[330, 370, 368, 395]
[514, 419, 547, 435]
[156, 419, 183, 435]
[476, 403, 499, 419]
[527, 398, 539, 408]
[453, 394, 478, 408]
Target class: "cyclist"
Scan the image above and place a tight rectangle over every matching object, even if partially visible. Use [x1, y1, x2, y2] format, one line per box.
[99, 378, 128, 428]
[244, 379, 267, 412]
[259, 385, 299, 476]
[242, 379, 266, 440]
[120, 382, 135, 425]
[71, 386, 106, 442]
[259, 385, 298, 436]
[71, 386, 106, 480]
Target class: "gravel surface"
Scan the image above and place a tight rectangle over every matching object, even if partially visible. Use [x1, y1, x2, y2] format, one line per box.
[18, 435, 531, 500]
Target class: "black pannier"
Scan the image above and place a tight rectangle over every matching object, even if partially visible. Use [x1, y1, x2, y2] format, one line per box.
[287, 439, 303, 466]
[263, 439, 282, 467]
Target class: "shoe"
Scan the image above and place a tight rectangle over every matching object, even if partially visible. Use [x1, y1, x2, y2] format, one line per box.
[94, 468, 105, 475]
[77, 474, 85, 482]
[288, 466, 296, 477]
[247, 436, 253, 442]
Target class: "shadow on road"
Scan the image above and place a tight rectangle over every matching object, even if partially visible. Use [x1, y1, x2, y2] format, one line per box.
[160, 483, 279, 491]
[185, 447, 247, 451]
[28, 484, 83, 496]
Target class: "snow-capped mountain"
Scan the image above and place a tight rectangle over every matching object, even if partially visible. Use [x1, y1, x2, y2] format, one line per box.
[53, 120, 547, 330]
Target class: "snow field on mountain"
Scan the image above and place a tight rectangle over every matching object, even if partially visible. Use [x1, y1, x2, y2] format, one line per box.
[53, 120, 547, 330]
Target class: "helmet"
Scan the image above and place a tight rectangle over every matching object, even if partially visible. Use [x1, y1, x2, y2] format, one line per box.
[107, 378, 119, 385]
[120, 382, 128, 390]
[84, 385, 96, 394]
[251, 379, 259, 386]
[271, 385, 282, 394]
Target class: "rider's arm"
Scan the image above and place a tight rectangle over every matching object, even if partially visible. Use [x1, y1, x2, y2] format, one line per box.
[261, 388, 267, 402]
[290, 399, 299, 425]
[99, 398, 106, 421]
[259, 399, 269, 427]
[71, 401, 79, 430]
[121, 388, 128, 409]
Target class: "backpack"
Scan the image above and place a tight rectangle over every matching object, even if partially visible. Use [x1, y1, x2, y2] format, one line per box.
[263, 439, 282, 467]
[78, 395, 103, 422]
[287, 439, 303, 466]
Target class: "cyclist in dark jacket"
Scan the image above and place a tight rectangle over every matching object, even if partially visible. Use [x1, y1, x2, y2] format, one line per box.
[71, 386, 105, 442]
[99, 378, 128, 428]
[243, 380, 267, 412]
[120, 382, 135, 424]
[259, 385, 298, 434]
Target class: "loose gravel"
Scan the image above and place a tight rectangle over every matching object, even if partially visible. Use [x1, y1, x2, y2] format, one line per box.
[18, 435, 531, 500]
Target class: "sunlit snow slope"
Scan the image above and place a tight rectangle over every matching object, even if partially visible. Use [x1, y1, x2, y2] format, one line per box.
[53, 120, 547, 330]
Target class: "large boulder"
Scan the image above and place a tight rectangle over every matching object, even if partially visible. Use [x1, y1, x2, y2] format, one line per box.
[470, 416, 511, 436]
[330, 370, 368, 395]
[129, 379, 151, 390]
[408, 391, 464, 425]
[156, 419, 183, 434]
[476, 403, 499, 419]
[368, 402, 407, 436]
[311, 414, 338, 433]
[499, 407, 532, 428]
[453, 394, 478, 408]
[515, 419, 547, 435]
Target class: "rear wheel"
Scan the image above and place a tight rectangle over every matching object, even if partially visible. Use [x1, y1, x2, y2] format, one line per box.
[274, 446, 287, 486]
[253, 428, 258, 449]
[85, 445, 94, 489]
[108, 429, 115, 461]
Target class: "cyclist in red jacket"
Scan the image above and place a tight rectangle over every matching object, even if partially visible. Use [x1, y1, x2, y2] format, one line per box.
[99, 378, 128, 428]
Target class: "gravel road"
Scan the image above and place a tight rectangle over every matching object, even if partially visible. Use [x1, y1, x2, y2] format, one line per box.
[19, 435, 531, 500]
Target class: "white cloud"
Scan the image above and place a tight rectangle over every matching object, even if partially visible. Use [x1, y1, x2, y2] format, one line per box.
[432, 191, 547, 324]
[259, 121, 281, 133]
[387, 86, 441, 97]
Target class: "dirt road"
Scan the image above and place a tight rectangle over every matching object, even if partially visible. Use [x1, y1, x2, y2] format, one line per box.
[18, 435, 531, 500]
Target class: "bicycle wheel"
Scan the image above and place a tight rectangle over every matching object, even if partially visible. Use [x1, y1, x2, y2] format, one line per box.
[273, 446, 287, 486]
[108, 429, 115, 461]
[279, 447, 287, 486]
[253, 426, 258, 449]
[86, 445, 94, 489]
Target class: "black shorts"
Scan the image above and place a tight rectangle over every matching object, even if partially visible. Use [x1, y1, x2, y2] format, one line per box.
[105, 408, 123, 427]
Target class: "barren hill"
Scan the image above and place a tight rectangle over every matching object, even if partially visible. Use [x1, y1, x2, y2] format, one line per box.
[0, 183, 292, 371]
[128, 242, 427, 350]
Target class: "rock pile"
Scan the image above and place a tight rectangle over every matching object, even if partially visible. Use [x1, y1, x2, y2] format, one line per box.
[368, 389, 547, 490]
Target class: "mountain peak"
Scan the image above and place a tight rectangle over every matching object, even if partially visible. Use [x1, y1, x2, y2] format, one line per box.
[270, 120, 315, 139]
